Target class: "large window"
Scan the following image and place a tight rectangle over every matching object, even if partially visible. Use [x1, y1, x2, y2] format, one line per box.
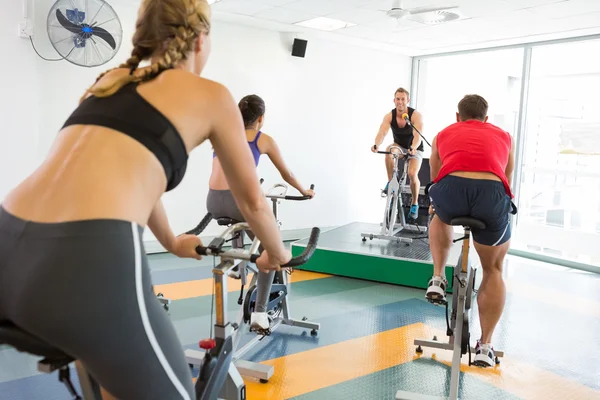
[514, 38, 600, 267]
[412, 36, 600, 270]
[414, 48, 524, 158]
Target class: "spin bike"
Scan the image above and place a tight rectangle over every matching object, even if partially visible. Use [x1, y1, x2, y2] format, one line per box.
[0, 212, 320, 400]
[396, 200, 517, 400]
[185, 183, 320, 385]
[361, 145, 425, 244]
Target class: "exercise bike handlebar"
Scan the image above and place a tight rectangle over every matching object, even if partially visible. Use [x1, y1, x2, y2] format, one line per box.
[192, 216, 320, 267]
[183, 212, 214, 236]
[267, 184, 315, 201]
[376, 146, 409, 156]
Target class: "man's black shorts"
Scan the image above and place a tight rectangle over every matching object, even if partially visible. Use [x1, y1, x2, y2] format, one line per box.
[429, 175, 513, 246]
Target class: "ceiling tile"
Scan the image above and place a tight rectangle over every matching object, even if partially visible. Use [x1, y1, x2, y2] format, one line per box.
[453, 0, 516, 18]
[247, 0, 298, 5]
[284, 0, 357, 15]
[484, 8, 541, 26]
[327, 8, 390, 24]
[253, 7, 318, 24]
[529, 0, 600, 18]
[364, 16, 425, 31]
[553, 11, 600, 29]
[502, 0, 570, 9]
[212, 0, 274, 16]
[359, 0, 398, 12]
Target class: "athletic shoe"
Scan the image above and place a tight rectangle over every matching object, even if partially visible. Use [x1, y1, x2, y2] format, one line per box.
[473, 340, 496, 367]
[382, 181, 390, 196]
[228, 265, 241, 279]
[426, 275, 448, 303]
[408, 204, 419, 220]
[250, 312, 270, 332]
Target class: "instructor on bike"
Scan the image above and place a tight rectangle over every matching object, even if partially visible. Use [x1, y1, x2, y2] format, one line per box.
[372, 87, 424, 220]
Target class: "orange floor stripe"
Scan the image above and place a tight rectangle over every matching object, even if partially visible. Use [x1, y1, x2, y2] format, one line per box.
[414, 326, 600, 400]
[246, 323, 428, 399]
[153, 270, 330, 300]
[244, 323, 600, 400]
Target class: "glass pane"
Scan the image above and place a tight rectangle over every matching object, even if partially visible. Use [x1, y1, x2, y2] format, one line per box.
[416, 48, 525, 159]
[512, 38, 600, 268]
[415, 48, 524, 233]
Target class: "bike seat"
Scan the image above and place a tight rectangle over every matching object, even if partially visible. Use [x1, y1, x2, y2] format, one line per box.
[216, 217, 241, 226]
[0, 321, 73, 361]
[450, 217, 486, 230]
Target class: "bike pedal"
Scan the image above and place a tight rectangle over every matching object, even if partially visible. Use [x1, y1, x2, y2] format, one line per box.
[426, 297, 447, 306]
[250, 327, 272, 337]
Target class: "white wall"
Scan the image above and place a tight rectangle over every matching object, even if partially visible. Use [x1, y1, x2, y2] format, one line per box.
[1, 0, 412, 249]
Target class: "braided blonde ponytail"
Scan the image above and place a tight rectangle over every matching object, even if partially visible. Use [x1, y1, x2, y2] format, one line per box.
[80, 0, 211, 103]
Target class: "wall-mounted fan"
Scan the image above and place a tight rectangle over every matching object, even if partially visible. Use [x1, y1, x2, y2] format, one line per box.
[46, 0, 123, 67]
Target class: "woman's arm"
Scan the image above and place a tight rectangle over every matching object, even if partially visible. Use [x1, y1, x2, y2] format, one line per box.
[147, 199, 177, 253]
[147, 199, 203, 259]
[262, 134, 312, 196]
[208, 84, 290, 265]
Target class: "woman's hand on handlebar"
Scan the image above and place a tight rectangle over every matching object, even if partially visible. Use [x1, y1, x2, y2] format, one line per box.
[302, 188, 316, 198]
[172, 234, 204, 260]
[256, 248, 292, 273]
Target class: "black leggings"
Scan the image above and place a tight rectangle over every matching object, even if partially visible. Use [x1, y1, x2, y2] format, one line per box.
[0, 207, 195, 399]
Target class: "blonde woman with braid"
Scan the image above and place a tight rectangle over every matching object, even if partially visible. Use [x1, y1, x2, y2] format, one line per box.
[0, 1, 291, 399]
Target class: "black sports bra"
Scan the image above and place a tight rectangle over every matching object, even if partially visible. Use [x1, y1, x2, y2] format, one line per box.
[62, 81, 188, 192]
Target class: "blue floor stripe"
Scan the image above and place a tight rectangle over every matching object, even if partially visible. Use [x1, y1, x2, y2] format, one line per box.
[0, 367, 83, 400]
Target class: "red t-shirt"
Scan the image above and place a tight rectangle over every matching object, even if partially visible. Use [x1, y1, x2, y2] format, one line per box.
[434, 120, 513, 198]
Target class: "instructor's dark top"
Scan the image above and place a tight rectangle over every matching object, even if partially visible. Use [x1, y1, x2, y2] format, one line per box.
[390, 107, 424, 151]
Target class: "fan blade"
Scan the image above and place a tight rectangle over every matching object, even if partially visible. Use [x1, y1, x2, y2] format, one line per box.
[56, 9, 82, 34]
[91, 26, 117, 50]
[409, 5, 458, 15]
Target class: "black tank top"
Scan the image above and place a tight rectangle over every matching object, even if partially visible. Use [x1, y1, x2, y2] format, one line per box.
[62, 81, 188, 192]
[390, 107, 424, 151]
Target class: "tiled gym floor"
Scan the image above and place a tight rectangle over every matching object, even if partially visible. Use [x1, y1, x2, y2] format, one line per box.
[1, 246, 599, 399]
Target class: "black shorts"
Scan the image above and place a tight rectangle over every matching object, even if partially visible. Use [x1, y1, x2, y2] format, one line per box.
[429, 175, 513, 246]
[0, 207, 195, 399]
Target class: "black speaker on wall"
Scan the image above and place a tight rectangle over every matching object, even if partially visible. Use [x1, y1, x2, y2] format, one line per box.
[291, 38, 308, 58]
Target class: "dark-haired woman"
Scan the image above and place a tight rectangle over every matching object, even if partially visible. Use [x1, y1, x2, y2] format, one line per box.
[207, 94, 315, 332]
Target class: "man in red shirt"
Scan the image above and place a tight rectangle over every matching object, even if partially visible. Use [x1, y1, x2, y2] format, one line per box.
[427, 94, 515, 368]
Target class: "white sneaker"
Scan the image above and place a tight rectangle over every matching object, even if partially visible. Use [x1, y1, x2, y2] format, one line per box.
[426, 275, 448, 303]
[473, 340, 496, 368]
[227, 265, 241, 279]
[250, 312, 270, 332]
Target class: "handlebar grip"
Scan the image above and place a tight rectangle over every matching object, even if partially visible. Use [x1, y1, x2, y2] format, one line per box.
[283, 227, 320, 267]
[248, 227, 320, 267]
[260, 178, 264, 184]
[284, 184, 315, 201]
[196, 246, 207, 255]
[510, 201, 518, 215]
[184, 213, 213, 236]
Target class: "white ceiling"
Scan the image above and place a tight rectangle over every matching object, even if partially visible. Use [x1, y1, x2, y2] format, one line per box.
[208, 0, 600, 56]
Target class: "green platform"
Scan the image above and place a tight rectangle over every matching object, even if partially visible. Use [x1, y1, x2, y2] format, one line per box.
[291, 222, 466, 291]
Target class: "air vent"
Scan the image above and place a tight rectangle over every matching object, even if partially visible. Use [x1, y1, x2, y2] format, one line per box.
[415, 10, 462, 25]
